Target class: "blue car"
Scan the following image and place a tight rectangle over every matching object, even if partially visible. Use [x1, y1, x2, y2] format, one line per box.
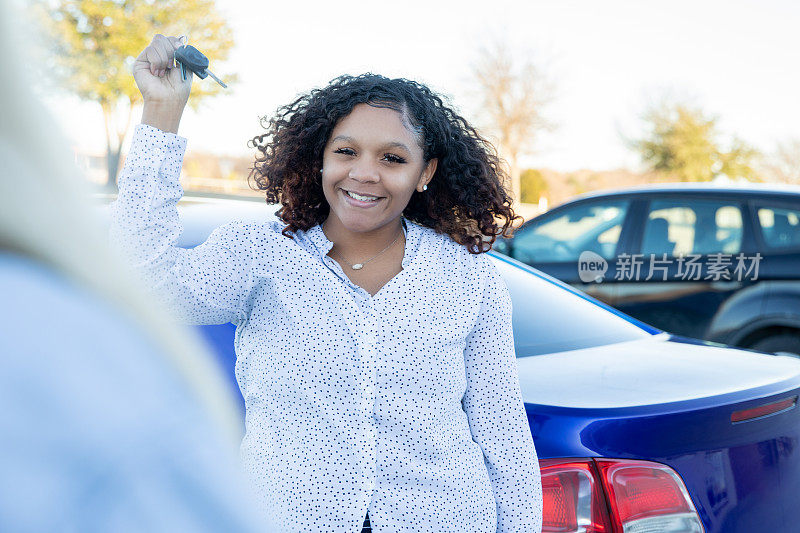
[143, 196, 800, 533]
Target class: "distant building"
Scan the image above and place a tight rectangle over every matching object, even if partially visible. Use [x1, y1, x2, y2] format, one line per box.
[72, 148, 108, 186]
[72, 147, 262, 198]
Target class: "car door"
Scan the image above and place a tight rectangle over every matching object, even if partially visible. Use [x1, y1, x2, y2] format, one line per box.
[503, 197, 636, 305]
[614, 195, 758, 340]
[752, 199, 800, 281]
[745, 199, 800, 353]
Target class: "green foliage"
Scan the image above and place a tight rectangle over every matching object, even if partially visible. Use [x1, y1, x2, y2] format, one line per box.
[519, 168, 547, 203]
[634, 102, 759, 182]
[34, 0, 234, 106]
[720, 137, 761, 182]
[32, 0, 235, 186]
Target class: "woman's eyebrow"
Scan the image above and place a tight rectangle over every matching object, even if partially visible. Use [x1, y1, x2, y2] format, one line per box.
[331, 135, 412, 154]
[384, 141, 412, 154]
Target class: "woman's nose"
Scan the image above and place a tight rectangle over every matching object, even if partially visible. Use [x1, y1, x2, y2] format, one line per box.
[348, 160, 380, 183]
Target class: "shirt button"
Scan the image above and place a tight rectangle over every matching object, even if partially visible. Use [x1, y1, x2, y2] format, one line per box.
[364, 333, 376, 344]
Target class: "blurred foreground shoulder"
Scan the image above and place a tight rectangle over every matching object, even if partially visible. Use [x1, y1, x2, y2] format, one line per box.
[0, 252, 271, 531]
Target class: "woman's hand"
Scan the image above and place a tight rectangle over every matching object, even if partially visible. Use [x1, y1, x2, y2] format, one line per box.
[133, 34, 191, 133]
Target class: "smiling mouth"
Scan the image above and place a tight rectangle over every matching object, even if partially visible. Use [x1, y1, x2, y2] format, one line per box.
[342, 189, 383, 202]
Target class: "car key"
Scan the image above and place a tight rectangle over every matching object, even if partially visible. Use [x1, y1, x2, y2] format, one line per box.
[173, 44, 227, 88]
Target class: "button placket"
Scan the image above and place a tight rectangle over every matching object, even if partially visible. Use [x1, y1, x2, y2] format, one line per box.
[357, 305, 379, 418]
[315, 234, 382, 508]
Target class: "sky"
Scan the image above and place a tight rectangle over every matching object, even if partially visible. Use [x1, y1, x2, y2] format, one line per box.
[42, 0, 800, 172]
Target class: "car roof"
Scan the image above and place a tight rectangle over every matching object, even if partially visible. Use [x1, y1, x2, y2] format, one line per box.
[567, 182, 800, 203]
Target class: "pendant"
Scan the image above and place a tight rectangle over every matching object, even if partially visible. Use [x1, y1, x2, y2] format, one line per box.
[352, 263, 364, 270]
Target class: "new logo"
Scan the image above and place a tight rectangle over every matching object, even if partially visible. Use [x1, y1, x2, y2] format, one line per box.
[578, 251, 608, 283]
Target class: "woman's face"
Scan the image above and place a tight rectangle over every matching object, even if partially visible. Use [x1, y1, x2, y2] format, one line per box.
[321, 103, 437, 234]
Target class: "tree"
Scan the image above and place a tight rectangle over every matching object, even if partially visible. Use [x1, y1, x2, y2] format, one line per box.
[519, 168, 547, 204]
[32, 0, 234, 189]
[720, 137, 760, 182]
[471, 40, 553, 204]
[633, 101, 759, 182]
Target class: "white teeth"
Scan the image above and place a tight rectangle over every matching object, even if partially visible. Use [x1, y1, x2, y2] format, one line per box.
[345, 190, 379, 202]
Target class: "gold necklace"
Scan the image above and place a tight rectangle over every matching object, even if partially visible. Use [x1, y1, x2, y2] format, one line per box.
[330, 227, 404, 270]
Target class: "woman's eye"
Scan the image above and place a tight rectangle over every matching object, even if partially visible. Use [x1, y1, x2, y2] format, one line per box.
[334, 148, 355, 156]
[383, 154, 406, 164]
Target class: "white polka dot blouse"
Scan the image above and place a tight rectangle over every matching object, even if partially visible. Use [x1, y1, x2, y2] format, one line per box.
[110, 124, 543, 533]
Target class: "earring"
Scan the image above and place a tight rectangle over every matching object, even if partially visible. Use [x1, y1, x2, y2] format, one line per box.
[422, 184, 428, 191]
[320, 168, 323, 174]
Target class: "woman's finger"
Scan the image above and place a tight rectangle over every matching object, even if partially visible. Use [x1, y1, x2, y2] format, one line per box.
[168, 35, 184, 50]
[144, 45, 162, 76]
[151, 36, 171, 71]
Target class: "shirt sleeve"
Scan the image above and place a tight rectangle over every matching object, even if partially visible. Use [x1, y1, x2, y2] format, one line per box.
[109, 124, 256, 325]
[461, 255, 543, 533]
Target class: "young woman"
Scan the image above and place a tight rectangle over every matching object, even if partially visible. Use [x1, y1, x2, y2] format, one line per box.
[112, 34, 543, 533]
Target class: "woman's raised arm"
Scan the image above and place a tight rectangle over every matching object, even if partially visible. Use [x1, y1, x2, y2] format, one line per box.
[134, 34, 191, 133]
[110, 35, 257, 326]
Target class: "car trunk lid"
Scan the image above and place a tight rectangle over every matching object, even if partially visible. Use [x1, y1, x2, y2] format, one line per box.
[518, 336, 800, 532]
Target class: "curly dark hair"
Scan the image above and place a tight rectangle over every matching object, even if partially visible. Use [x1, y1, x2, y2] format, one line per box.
[248, 73, 521, 253]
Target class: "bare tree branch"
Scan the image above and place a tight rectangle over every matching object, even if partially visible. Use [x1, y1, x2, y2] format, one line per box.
[470, 38, 555, 204]
[762, 139, 800, 184]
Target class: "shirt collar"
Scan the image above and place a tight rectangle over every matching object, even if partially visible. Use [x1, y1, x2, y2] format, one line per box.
[304, 218, 422, 270]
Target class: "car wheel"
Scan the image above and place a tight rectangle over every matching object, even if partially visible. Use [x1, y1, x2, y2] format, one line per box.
[750, 334, 800, 358]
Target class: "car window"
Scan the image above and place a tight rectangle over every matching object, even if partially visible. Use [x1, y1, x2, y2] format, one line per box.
[757, 205, 800, 250]
[491, 255, 655, 356]
[641, 200, 743, 256]
[512, 200, 629, 263]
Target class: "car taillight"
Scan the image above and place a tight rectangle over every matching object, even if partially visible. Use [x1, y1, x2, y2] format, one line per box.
[540, 459, 612, 532]
[541, 459, 704, 533]
[596, 460, 704, 533]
